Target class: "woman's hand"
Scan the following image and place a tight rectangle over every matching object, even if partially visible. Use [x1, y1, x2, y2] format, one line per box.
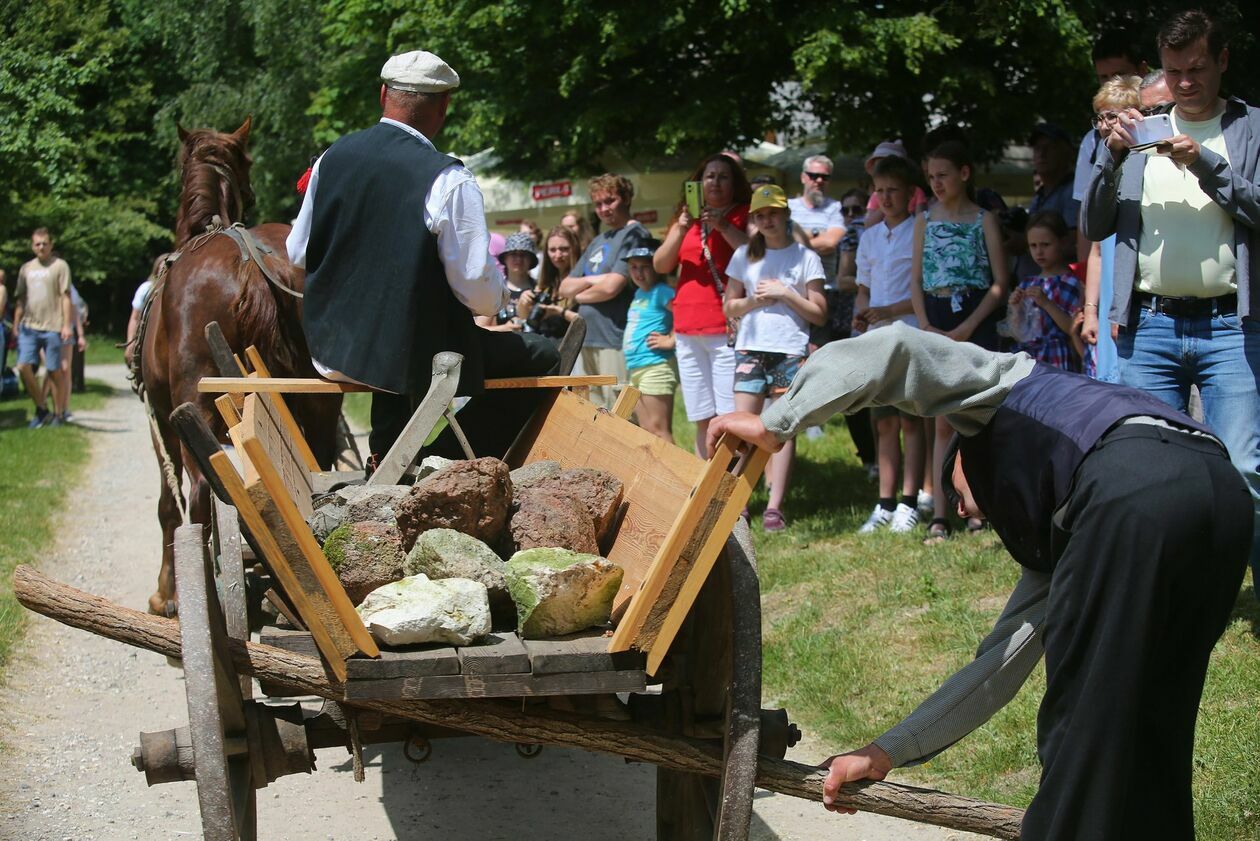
[699, 206, 727, 232]
[677, 209, 695, 230]
[819, 744, 893, 814]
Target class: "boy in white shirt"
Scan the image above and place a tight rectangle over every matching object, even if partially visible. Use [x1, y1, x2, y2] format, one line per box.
[853, 156, 925, 533]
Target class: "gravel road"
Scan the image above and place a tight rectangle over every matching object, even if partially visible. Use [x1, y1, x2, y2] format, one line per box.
[0, 364, 980, 840]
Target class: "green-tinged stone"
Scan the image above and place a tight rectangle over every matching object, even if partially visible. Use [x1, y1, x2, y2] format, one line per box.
[505, 548, 623, 638]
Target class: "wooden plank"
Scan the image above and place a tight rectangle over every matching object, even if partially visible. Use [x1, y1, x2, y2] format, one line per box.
[609, 434, 741, 652]
[208, 451, 352, 683]
[644, 446, 771, 675]
[347, 646, 460, 679]
[343, 669, 646, 701]
[245, 395, 313, 514]
[456, 631, 530, 675]
[237, 399, 379, 660]
[244, 347, 321, 472]
[199, 377, 372, 394]
[483, 375, 616, 390]
[260, 626, 321, 659]
[505, 389, 705, 615]
[523, 632, 644, 674]
[214, 394, 241, 429]
[611, 386, 640, 420]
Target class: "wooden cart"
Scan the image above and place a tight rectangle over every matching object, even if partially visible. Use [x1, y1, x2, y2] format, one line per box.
[13, 356, 1025, 840]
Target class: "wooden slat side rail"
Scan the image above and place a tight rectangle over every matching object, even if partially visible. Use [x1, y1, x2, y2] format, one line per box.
[200, 377, 372, 394]
[608, 434, 741, 652]
[243, 346, 321, 472]
[643, 447, 771, 675]
[198, 374, 616, 394]
[504, 389, 705, 612]
[343, 669, 646, 701]
[244, 395, 313, 512]
[214, 394, 241, 429]
[482, 375, 616, 389]
[206, 451, 354, 682]
[611, 386, 640, 420]
[237, 396, 379, 661]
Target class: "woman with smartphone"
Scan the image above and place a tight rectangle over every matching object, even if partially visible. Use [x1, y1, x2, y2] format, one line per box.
[653, 153, 752, 457]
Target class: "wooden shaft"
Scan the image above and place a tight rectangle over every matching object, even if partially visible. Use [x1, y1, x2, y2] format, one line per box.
[12, 566, 1023, 839]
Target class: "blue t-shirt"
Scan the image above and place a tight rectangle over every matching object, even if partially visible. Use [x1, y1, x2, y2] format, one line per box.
[622, 283, 675, 370]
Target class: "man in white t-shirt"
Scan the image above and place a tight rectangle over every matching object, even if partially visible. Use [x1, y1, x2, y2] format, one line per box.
[786, 155, 846, 286]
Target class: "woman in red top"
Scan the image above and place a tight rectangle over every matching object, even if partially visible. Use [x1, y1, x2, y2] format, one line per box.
[654, 153, 751, 457]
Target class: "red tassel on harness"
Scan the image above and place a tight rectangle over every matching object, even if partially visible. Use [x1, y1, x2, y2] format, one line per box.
[296, 166, 313, 194]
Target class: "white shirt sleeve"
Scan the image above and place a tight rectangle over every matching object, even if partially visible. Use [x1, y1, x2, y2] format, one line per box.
[426, 166, 509, 317]
[286, 158, 320, 268]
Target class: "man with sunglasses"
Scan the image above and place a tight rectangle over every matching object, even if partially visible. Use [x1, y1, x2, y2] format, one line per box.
[707, 323, 1249, 840]
[787, 155, 847, 287]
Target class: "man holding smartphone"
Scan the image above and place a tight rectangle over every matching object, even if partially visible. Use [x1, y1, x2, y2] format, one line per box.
[1082, 8, 1260, 594]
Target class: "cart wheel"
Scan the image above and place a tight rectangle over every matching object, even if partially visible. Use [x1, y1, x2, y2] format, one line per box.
[175, 523, 258, 840]
[714, 518, 760, 841]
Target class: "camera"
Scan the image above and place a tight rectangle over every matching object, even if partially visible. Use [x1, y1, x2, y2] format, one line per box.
[525, 288, 554, 332]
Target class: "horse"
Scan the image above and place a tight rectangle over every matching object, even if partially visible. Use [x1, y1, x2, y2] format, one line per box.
[138, 116, 342, 616]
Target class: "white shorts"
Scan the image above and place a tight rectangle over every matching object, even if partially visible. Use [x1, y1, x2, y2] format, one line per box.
[675, 333, 735, 421]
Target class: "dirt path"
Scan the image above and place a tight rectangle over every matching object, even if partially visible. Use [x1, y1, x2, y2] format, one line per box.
[0, 364, 979, 840]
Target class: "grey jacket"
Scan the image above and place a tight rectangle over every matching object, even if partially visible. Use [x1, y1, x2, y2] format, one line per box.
[1079, 97, 1260, 327]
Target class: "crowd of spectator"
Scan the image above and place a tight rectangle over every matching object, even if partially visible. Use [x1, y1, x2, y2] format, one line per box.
[480, 9, 1255, 552]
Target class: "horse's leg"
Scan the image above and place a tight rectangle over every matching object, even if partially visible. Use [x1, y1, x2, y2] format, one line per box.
[148, 420, 184, 617]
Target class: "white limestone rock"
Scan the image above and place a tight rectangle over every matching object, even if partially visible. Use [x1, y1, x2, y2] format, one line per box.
[505, 548, 624, 638]
[405, 528, 512, 620]
[415, 455, 456, 482]
[356, 574, 490, 646]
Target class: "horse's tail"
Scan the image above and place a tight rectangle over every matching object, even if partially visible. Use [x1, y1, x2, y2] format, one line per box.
[232, 257, 299, 374]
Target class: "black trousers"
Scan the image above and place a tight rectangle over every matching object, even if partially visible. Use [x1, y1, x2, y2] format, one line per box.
[368, 330, 559, 460]
[1022, 424, 1250, 840]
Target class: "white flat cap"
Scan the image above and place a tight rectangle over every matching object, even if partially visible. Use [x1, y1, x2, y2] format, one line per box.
[381, 50, 460, 93]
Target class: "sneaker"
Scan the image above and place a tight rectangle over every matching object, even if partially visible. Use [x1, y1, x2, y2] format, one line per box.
[916, 490, 934, 518]
[47, 414, 66, 428]
[858, 505, 894, 534]
[762, 508, 787, 532]
[28, 407, 50, 429]
[889, 503, 920, 533]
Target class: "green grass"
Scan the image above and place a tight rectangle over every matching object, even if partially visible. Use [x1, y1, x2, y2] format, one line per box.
[84, 332, 126, 366]
[715, 408, 1260, 840]
[342, 391, 370, 431]
[0, 378, 113, 670]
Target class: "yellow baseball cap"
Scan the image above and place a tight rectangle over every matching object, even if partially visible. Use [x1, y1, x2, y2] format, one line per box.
[749, 183, 788, 213]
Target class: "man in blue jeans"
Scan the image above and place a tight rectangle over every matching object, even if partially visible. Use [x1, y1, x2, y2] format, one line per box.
[13, 228, 73, 428]
[1082, 10, 1260, 593]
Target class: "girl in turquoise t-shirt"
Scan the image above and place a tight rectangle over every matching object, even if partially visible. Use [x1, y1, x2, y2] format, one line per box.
[624, 245, 677, 443]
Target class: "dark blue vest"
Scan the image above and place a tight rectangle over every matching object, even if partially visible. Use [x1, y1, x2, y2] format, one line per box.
[960, 364, 1212, 572]
[303, 122, 483, 395]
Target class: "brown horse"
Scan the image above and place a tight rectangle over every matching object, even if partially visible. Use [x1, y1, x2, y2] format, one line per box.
[139, 116, 342, 616]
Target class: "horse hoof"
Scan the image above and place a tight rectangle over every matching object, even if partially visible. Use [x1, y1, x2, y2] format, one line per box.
[149, 597, 179, 618]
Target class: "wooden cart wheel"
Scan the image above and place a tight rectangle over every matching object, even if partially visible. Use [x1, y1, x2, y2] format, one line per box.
[714, 518, 762, 840]
[174, 523, 258, 841]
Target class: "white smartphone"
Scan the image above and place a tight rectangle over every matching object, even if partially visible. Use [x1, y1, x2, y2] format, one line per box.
[1130, 113, 1174, 151]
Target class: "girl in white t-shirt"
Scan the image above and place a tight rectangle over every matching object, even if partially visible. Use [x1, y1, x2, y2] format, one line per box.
[723, 184, 827, 531]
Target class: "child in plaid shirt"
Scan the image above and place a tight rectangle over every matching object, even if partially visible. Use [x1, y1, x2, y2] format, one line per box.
[1009, 211, 1082, 371]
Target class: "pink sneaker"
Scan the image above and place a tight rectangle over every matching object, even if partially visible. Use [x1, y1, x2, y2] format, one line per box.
[762, 508, 786, 532]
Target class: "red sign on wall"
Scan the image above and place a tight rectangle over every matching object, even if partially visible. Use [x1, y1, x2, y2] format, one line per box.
[531, 181, 572, 201]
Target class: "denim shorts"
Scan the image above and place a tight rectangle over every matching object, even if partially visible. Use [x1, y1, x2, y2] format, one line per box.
[17, 326, 62, 369]
[733, 350, 804, 396]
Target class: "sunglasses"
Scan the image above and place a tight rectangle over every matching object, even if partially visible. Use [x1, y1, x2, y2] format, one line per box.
[803, 171, 832, 181]
[1140, 104, 1170, 116]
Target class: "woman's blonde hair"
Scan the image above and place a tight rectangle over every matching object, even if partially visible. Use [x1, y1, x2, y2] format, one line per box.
[1093, 75, 1142, 112]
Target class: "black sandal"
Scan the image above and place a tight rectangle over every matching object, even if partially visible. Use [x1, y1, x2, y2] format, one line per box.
[924, 518, 951, 545]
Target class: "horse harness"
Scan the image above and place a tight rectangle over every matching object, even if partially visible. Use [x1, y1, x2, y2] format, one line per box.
[129, 216, 304, 520]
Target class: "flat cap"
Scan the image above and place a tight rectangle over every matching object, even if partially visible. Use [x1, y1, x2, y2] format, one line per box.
[381, 50, 460, 93]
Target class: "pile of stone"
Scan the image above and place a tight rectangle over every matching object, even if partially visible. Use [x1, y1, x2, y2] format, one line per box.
[313, 457, 629, 646]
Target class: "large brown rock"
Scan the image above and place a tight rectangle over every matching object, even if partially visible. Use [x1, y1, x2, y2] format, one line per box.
[508, 488, 599, 555]
[322, 520, 406, 605]
[394, 457, 513, 551]
[529, 468, 625, 543]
